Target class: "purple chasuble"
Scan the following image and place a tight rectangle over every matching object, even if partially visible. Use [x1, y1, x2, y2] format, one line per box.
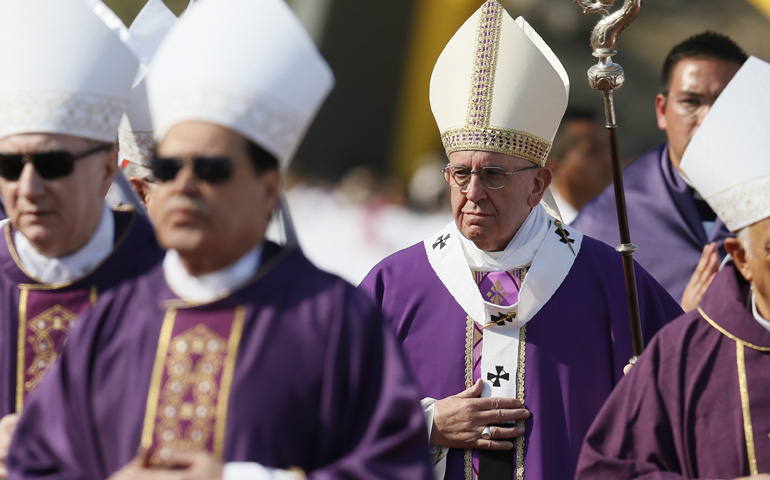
[8, 243, 433, 480]
[0, 208, 162, 416]
[577, 263, 770, 479]
[572, 143, 732, 301]
[360, 236, 683, 480]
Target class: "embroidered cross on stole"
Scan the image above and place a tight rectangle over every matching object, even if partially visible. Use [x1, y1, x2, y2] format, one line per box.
[473, 270, 523, 480]
[16, 285, 98, 411]
[141, 306, 245, 466]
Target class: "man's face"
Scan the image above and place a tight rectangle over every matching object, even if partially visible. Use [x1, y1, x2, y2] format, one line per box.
[730, 218, 770, 320]
[552, 118, 612, 203]
[655, 57, 742, 171]
[448, 150, 550, 252]
[0, 133, 116, 258]
[153, 122, 279, 276]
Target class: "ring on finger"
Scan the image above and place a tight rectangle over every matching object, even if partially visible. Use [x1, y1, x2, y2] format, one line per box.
[481, 426, 492, 440]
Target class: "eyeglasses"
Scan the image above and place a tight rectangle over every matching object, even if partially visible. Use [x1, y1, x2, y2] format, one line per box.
[441, 165, 539, 190]
[0, 144, 113, 181]
[668, 95, 716, 116]
[149, 155, 233, 184]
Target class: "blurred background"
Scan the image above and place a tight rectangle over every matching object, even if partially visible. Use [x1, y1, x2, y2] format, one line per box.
[106, 0, 770, 282]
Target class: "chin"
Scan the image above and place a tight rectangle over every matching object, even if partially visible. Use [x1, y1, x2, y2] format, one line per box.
[157, 227, 208, 255]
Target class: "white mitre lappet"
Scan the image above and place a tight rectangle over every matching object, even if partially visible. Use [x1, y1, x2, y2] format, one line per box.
[430, 0, 569, 166]
[681, 56, 770, 233]
[147, 0, 334, 171]
[119, 0, 178, 169]
[0, 0, 139, 143]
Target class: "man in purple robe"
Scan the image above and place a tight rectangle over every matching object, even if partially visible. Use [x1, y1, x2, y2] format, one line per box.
[0, 1, 162, 474]
[576, 56, 770, 480]
[8, 1, 432, 479]
[359, 2, 682, 479]
[572, 32, 747, 310]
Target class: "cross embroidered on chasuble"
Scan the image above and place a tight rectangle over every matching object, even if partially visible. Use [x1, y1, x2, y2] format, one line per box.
[17, 285, 97, 411]
[142, 306, 245, 467]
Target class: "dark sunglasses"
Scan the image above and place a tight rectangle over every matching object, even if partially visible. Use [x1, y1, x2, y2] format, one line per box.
[149, 155, 233, 184]
[0, 144, 113, 181]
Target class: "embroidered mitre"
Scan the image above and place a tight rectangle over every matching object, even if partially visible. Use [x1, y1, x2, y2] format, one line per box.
[429, 0, 569, 166]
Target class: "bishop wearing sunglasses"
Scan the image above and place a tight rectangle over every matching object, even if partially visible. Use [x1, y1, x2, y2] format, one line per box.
[9, 1, 432, 479]
[0, 0, 164, 471]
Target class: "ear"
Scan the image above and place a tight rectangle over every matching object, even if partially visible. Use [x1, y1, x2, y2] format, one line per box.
[527, 167, 552, 208]
[654, 93, 668, 132]
[261, 169, 281, 215]
[128, 177, 150, 206]
[725, 236, 752, 283]
[98, 148, 119, 197]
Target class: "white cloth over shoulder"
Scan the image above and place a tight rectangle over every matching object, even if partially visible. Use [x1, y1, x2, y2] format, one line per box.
[163, 244, 263, 303]
[12, 204, 114, 284]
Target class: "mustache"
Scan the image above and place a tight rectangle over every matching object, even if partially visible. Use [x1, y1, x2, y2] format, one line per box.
[164, 195, 209, 216]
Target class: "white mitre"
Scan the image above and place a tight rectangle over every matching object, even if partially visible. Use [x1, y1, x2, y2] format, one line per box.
[430, 0, 569, 167]
[0, 0, 138, 143]
[119, 0, 178, 168]
[680, 56, 770, 232]
[147, 0, 335, 169]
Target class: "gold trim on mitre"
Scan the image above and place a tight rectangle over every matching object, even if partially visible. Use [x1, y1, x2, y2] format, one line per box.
[442, 127, 551, 167]
[430, 0, 567, 167]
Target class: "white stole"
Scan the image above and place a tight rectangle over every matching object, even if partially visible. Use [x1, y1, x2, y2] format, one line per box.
[423, 204, 582, 400]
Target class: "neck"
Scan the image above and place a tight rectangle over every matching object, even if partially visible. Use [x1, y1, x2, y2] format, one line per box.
[178, 241, 263, 277]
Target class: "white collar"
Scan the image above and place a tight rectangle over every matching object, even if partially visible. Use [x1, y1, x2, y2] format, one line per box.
[12, 204, 114, 284]
[163, 244, 263, 303]
[750, 289, 770, 334]
[458, 204, 549, 272]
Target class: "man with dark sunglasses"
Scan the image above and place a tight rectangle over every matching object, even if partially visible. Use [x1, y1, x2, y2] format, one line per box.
[0, 0, 163, 474]
[9, 1, 432, 479]
[359, 3, 681, 479]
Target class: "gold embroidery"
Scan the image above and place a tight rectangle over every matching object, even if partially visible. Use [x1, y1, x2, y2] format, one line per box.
[464, 315, 474, 480]
[142, 309, 177, 450]
[23, 305, 77, 392]
[442, 127, 552, 167]
[16, 286, 79, 411]
[736, 342, 758, 476]
[465, 1, 503, 130]
[152, 324, 227, 464]
[515, 325, 527, 480]
[486, 279, 507, 305]
[698, 307, 770, 351]
[16, 288, 28, 412]
[90, 285, 98, 307]
[142, 307, 245, 465]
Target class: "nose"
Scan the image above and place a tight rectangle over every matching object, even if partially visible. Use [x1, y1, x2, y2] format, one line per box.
[16, 162, 45, 199]
[169, 163, 200, 195]
[694, 103, 712, 126]
[462, 172, 488, 202]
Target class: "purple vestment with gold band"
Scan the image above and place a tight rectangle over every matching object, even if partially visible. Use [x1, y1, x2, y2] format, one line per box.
[8, 243, 433, 480]
[577, 263, 770, 479]
[0, 207, 161, 416]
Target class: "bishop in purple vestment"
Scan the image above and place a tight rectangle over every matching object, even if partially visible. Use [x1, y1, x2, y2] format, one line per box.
[361, 2, 683, 479]
[9, 0, 433, 478]
[577, 55, 770, 480]
[9, 243, 432, 479]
